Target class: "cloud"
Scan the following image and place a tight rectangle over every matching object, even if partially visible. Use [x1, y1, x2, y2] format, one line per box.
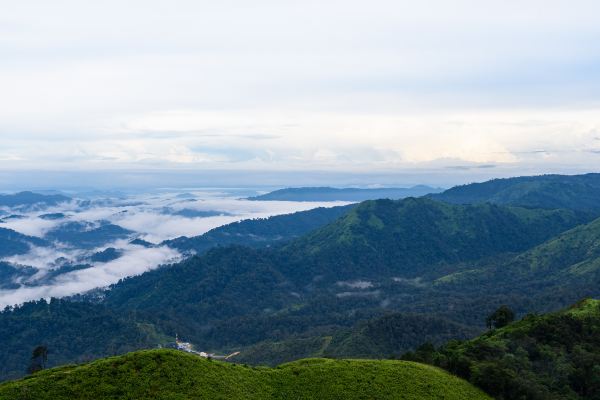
[0, 1, 599, 175]
[0, 244, 181, 308]
[0, 190, 352, 305]
[336, 280, 373, 289]
[1, 216, 61, 237]
[446, 164, 497, 171]
[3, 245, 84, 271]
[108, 198, 350, 242]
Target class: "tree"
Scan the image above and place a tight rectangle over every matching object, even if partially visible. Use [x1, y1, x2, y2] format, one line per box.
[486, 305, 515, 329]
[27, 345, 48, 374]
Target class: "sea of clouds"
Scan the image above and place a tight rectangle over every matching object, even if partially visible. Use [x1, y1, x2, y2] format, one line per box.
[0, 189, 346, 307]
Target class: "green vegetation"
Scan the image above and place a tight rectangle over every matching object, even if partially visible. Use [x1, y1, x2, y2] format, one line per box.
[164, 204, 353, 254]
[97, 198, 585, 350]
[283, 198, 585, 282]
[0, 299, 167, 381]
[405, 299, 600, 399]
[2, 197, 596, 381]
[237, 313, 479, 366]
[0, 349, 491, 400]
[436, 216, 600, 286]
[430, 173, 600, 213]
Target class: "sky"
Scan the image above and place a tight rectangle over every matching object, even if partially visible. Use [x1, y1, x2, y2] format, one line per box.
[2, 0, 600, 188]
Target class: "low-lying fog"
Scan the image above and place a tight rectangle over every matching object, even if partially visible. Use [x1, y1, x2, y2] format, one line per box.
[0, 189, 346, 307]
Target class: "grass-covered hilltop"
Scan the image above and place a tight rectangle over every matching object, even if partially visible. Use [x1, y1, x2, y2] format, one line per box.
[0, 349, 491, 400]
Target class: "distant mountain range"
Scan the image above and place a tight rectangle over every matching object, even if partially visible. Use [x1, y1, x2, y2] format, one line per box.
[0, 191, 70, 208]
[248, 185, 444, 201]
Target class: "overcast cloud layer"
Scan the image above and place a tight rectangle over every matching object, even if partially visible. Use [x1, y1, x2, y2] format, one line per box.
[1, 1, 600, 183]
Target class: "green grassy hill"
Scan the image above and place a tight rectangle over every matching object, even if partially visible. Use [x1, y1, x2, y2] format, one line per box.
[0, 349, 491, 400]
[406, 299, 600, 399]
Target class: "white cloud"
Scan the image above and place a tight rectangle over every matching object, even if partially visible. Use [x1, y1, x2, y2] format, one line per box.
[0, 1, 599, 174]
[3, 245, 84, 271]
[336, 280, 373, 289]
[109, 198, 349, 242]
[0, 190, 351, 305]
[0, 245, 181, 308]
[1, 216, 61, 237]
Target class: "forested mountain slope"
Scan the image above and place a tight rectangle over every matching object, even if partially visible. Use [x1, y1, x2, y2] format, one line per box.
[163, 205, 353, 254]
[0, 299, 167, 381]
[279, 198, 587, 283]
[430, 173, 600, 213]
[0, 191, 70, 208]
[97, 198, 589, 349]
[436, 215, 600, 287]
[236, 312, 479, 366]
[406, 299, 600, 400]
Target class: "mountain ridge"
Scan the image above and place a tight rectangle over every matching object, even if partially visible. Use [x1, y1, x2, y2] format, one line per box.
[430, 173, 600, 213]
[248, 185, 443, 201]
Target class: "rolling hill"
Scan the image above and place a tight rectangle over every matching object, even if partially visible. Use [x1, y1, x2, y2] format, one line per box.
[0, 349, 491, 400]
[44, 221, 133, 249]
